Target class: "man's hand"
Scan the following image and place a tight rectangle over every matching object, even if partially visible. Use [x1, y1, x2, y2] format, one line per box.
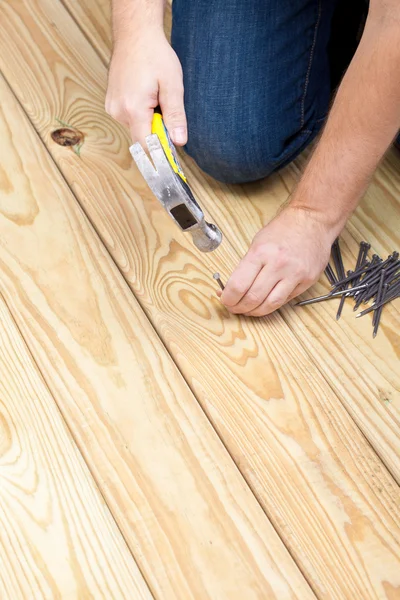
[219, 208, 334, 316]
[220, 0, 400, 319]
[106, 31, 187, 146]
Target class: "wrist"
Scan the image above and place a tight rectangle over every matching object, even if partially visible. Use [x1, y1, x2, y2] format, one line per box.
[113, 24, 166, 49]
[284, 202, 345, 244]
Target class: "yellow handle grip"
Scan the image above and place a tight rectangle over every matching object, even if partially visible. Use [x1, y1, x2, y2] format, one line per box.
[151, 109, 187, 182]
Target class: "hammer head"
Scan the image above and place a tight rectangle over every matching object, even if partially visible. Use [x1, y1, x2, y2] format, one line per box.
[130, 134, 222, 253]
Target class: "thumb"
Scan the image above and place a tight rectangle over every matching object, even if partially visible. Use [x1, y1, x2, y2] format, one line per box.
[159, 82, 187, 146]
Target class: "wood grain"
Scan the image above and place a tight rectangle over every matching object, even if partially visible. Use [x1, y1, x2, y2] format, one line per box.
[0, 296, 151, 600]
[1, 1, 399, 598]
[60, 0, 111, 63]
[0, 71, 313, 600]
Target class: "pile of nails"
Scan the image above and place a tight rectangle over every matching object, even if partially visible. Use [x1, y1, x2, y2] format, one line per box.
[296, 239, 400, 338]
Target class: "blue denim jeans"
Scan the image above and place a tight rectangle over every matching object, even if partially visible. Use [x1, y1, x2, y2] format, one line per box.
[171, 0, 340, 183]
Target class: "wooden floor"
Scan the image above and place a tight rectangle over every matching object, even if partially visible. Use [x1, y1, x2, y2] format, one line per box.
[0, 0, 399, 598]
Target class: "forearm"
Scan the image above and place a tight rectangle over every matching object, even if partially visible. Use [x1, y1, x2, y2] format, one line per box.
[290, 5, 400, 237]
[112, 0, 165, 45]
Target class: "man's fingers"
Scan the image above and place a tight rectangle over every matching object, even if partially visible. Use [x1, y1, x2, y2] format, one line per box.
[226, 266, 278, 314]
[106, 93, 155, 147]
[128, 105, 155, 147]
[287, 282, 306, 302]
[246, 279, 297, 317]
[159, 82, 187, 146]
[287, 281, 313, 303]
[220, 256, 263, 307]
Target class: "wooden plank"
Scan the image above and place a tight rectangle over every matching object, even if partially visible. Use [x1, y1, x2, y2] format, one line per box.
[60, 0, 111, 63]
[0, 72, 313, 600]
[0, 296, 151, 600]
[1, 1, 400, 598]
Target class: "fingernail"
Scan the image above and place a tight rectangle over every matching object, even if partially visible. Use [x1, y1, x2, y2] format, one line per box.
[172, 127, 187, 145]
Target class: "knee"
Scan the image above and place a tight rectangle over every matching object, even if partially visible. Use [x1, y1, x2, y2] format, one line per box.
[186, 150, 275, 185]
[185, 125, 277, 185]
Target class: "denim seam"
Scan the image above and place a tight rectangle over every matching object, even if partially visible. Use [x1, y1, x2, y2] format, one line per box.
[300, 0, 322, 128]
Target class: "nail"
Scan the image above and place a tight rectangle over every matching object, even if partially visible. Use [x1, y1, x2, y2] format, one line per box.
[373, 279, 387, 338]
[213, 272, 225, 291]
[336, 271, 352, 321]
[355, 241, 369, 271]
[353, 241, 370, 286]
[295, 284, 367, 306]
[372, 269, 386, 328]
[324, 263, 337, 285]
[373, 305, 384, 338]
[356, 287, 400, 317]
[355, 242, 365, 271]
[332, 239, 346, 284]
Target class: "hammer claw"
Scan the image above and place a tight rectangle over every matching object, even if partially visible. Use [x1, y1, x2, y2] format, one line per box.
[130, 141, 160, 190]
[146, 134, 176, 182]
